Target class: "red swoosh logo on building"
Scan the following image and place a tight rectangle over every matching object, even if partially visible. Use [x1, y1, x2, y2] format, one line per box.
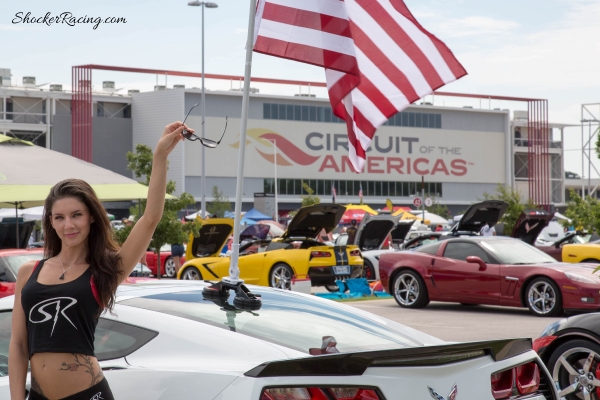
[256, 148, 293, 166]
[259, 133, 320, 166]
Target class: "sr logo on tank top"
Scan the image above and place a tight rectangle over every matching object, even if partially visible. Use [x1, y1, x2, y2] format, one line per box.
[28, 297, 78, 336]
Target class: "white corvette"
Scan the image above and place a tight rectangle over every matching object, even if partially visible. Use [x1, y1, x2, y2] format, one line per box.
[0, 281, 556, 400]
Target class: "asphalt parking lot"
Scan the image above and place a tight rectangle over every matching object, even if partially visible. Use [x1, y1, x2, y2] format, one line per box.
[346, 299, 564, 342]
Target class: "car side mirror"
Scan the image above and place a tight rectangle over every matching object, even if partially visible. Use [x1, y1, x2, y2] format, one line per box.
[466, 256, 487, 270]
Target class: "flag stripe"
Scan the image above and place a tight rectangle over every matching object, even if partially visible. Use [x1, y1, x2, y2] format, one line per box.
[258, 20, 356, 57]
[355, 0, 446, 90]
[255, 36, 360, 76]
[262, 3, 353, 38]
[268, 0, 350, 19]
[349, 23, 419, 104]
[387, 0, 466, 80]
[346, 1, 432, 97]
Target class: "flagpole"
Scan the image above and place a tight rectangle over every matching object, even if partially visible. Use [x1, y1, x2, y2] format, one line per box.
[227, 0, 257, 283]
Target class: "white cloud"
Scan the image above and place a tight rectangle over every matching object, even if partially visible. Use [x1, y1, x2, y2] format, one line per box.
[433, 16, 520, 38]
[0, 24, 26, 31]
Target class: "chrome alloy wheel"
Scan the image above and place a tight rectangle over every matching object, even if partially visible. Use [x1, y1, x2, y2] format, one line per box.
[393, 272, 420, 306]
[528, 281, 557, 315]
[270, 264, 292, 290]
[165, 257, 176, 278]
[552, 347, 600, 400]
[182, 268, 201, 280]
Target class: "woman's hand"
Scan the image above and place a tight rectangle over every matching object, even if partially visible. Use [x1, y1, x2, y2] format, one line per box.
[155, 121, 193, 157]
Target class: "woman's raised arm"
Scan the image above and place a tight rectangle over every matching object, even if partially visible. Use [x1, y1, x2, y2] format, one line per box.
[117, 121, 191, 281]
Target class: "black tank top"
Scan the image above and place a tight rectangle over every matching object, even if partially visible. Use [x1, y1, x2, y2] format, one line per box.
[21, 259, 101, 358]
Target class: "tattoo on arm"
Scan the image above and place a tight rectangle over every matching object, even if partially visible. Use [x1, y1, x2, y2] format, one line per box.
[59, 354, 104, 387]
[31, 375, 44, 396]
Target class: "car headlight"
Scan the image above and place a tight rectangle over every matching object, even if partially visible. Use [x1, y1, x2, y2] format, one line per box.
[564, 271, 596, 284]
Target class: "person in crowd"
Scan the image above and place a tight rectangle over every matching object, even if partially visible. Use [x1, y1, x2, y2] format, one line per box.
[9, 121, 188, 400]
[435, 224, 443, 232]
[170, 242, 185, 275]
[346, 219, 358, 245]
[480, 222, 496, 236]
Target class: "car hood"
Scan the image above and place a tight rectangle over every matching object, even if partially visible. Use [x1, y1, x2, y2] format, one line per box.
[355, 214, 401, 251]
[0, 219, 35, 250]
[282, 203, 346, 240]
[189, 219, 234, 258]
[390, 220, 416, 242]
[512, 209, 554, 245]
[240, 224, 271, 241]
[452, 200, 508, 233]
[542, 262, 600, 281]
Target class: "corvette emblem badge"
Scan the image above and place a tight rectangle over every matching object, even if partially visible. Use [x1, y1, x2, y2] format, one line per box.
[428, 384, 457, 400]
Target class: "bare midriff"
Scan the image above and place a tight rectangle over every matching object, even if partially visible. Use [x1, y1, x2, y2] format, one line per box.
[30, 353, 103, 399]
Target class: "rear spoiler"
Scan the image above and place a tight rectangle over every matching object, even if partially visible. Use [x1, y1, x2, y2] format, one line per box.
[245, 338, 531, 378]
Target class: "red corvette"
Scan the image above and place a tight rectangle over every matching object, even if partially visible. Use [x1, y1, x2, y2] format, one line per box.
[145, 245, 186, 278]
[379, 236, 600, 316]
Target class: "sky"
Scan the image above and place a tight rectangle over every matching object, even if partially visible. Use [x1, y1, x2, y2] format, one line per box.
[3, 0, 600, 177]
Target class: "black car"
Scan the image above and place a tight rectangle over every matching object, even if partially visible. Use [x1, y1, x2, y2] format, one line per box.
[534, 313, 600, 398]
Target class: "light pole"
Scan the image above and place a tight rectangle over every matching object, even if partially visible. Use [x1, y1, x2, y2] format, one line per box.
[266, 139, 278, 222]
[188, 0, 218, 218]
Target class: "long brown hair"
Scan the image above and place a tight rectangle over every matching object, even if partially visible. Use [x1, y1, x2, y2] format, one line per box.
[43, 179, 122, 314]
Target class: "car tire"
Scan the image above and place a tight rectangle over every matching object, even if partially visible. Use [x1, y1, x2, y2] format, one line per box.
[164, 257, 177, 278]
[325, 284, 340, 292]
[547, 339, 600, 399]
[392, 270, 429, 309]
[581, 259, 600, 263]
[525, 277, 562, 317]
[181, 267, 202, 281]
[362, 259, 376, 280]
[269, 263, 293, 290]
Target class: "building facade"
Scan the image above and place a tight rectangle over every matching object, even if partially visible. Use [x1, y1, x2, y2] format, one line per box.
[0, 69, 575, 216]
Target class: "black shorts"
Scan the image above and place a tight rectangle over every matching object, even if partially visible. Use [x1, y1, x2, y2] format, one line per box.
[171, 244, 184, 257]
[29, 378, 115, 400]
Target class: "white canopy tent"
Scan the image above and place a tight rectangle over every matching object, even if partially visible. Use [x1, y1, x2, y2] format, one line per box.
[408, 210, 451, 225]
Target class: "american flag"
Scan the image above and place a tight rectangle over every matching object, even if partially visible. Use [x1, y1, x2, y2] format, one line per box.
[254, 0, 467, 172]
[332, 184, 337, 203]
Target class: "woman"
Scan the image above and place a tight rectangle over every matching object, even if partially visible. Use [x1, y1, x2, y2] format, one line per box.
[8, 121, 190, 400]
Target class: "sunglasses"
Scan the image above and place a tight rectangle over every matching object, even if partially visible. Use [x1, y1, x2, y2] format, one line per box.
[181, 103, 228, 148]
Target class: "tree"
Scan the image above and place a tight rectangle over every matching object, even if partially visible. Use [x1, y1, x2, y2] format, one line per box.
[425, 197, 451, 220]
[207, 186, 231, 218]
[481, 184, 537, 235]
[114, 144, 202, 278]
[300, 180, 320, 207]
[562, 189, 600, 233]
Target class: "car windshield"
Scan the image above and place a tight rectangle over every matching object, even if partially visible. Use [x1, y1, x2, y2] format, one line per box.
[480, 239, 557, 264]
[3, 253, 44, 274]
[120, 289, 423, 354]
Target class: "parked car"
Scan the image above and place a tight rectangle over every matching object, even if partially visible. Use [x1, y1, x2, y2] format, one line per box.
[146, 244, 186, 278]
[0, 248, 43, 298]
[534, 313, 600, 398]
[354, 215, 413, 280]
[0, 249, 153, 297]
[379, 234, 600, 317]
[178, 204, 363, 291]
[0, 281, 558, 399]
[560, 238, 600, 264]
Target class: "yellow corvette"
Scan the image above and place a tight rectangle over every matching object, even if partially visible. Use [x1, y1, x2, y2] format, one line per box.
[562, 238, 600, 264]
[177, 204, 364, 290]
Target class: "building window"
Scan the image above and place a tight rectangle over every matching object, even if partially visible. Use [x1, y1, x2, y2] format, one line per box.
[262, 103, 441, 129]
[265, 178, 443, 197]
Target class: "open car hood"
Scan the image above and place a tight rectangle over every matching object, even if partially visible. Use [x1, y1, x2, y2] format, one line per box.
[512, 209, 554, 245]
[282, 204, 346, 240]
[452, 200, 508, 234]
[240, 224, 271, 241]
[355, 214, 401, 251]
[391, 220, 416, 242]
[0, 219, 35, 250]
[189, 218, 234, 258]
